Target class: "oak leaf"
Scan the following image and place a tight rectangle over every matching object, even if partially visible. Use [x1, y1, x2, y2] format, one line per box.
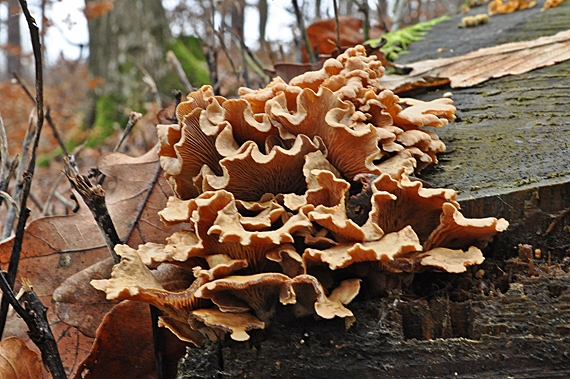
[0, 337, 44, 379]
[0, 146, 183, 376]
[72, 301, 187, 379]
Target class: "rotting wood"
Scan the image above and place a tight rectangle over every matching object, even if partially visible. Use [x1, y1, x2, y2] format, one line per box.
[177, 1, 570, 377]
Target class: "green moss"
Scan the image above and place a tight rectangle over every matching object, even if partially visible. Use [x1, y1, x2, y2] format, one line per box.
[87, 94, 124, 148]
[367, 16, 450, 61]
[165, 37, 210, 91]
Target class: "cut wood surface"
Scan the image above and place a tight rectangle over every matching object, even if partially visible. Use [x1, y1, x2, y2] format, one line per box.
[178, 0, 570, 377]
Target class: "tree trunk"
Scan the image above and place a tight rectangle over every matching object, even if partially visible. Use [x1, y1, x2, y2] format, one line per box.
[7, 0, 22, 76]
[85, 0, 172, 126]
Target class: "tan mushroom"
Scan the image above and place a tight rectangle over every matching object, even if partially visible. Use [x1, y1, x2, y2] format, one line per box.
[424, 202, 509, 251]
[195, 273, 296, 322]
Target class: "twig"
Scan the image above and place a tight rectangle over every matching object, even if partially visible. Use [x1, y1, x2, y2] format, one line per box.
[2, 112, 35, 240]
[45, 107, 69, 155]
[0, 114, 8, 182]
[220, 20, 270, 84]
[28, 190, 45, 211]
[0, 274, 66, 379]
[0, 114, 17, 211]
[63, 156, 121, 264]
[332, 0, 342, 52]
[41, 172, 64, 216]
[392, 0, 408, 32]
[113, 111, 143, 153]
[0, 0, 46, 341]
[12, 72, 69, 156]
[54, 191, 76, 210]
[166, 51, 194, 94]
[11, 71, 35, 101]
[0, 191, 18, 211]
[213, 29, 240, 84]
[138, 64, 162, 109]
[292, 0, 316, 64]
[545, 206, 570, 236]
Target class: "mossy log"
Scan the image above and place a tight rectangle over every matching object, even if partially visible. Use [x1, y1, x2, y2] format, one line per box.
[177, 1, 570, 377]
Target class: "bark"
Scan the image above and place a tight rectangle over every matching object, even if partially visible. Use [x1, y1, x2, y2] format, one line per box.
[85, 0, 172, 125]
[7, 0, 22, 76]
[258, 0, 268, 45]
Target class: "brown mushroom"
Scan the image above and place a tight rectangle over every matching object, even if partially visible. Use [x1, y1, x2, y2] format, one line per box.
[424, 202, 509, 250]
[195, 273, 296, 322]
[303, 226, 422, 270]
[419, 246, 485, 273]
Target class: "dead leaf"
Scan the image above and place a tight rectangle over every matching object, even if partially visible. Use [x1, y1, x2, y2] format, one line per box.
[53, 258, 117, 338]
[0, 146, 183, 376]
[383, 29, 570, 93]
[0, 337, 44, 379]
[83, 0, 114, 20]
[303, 16, 385, 62]
[72, 300, 187, 379]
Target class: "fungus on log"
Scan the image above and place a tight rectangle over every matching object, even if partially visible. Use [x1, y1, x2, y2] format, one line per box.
[93, 45, 508, 344]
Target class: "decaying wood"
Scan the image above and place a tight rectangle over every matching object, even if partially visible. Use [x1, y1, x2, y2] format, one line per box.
[383, 29, 570, 93]
[177, 1, 570, 377]
[63, 157, 121, 264]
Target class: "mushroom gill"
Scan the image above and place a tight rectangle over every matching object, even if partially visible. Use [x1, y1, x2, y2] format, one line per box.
[93, 44, 509, 345]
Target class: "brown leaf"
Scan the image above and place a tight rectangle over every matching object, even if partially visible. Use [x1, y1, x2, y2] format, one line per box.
[0, 337, 44, 379]
[383, 29, 570, 93]
[0, 146, 182, 376]
[53, 258, 117, 338]
[72, 301, 187, 379]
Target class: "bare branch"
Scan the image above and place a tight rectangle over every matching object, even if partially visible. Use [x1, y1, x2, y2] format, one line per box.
[12, 72, 69, 155]
[41, 172, 65, 216]
[138, 64, 162, 108]
[113, 111, 143, 153]
[0, 273, 66, 379]
[333, 0, 342, 52]
[292, 0, 316, 64]
[64, 156, 121, 264]
[166, 50, 194, 94]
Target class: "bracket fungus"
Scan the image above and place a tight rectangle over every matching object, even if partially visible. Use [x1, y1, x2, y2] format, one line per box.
[94, 45, 508, 344]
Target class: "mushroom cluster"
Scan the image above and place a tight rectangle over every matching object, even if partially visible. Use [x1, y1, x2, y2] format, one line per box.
[92, 46, 508, 346]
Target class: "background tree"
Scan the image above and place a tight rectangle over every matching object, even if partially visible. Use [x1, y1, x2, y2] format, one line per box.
[6, 0, 22, 77]
[84, 0, 173, 129]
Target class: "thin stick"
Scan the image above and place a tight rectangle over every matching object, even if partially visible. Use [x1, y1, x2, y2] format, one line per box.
[54, 191, 76, 210]
[355, 0, 370, 41]
[12, 72, 69, 156]
[11, 71, 34, 101]
[138, 64, 162, 108]
[213, 28, 240, 83]
[0, 114, 8, 182]
[166, 51, 194, 94]
[545, 206, 570, 236]
[45, 107, 69, 155]
[113, 111, 143, 153]
[28, 189, 44, 211]
[332, 0, 342, 52]
[2, 112, 35, 240]
[63, 156, 121, 264]
[0, 0, 46, 341]
[0, 273, 66, 379]
[292, 0, 316, 64]
[41, 172, 64, 216]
